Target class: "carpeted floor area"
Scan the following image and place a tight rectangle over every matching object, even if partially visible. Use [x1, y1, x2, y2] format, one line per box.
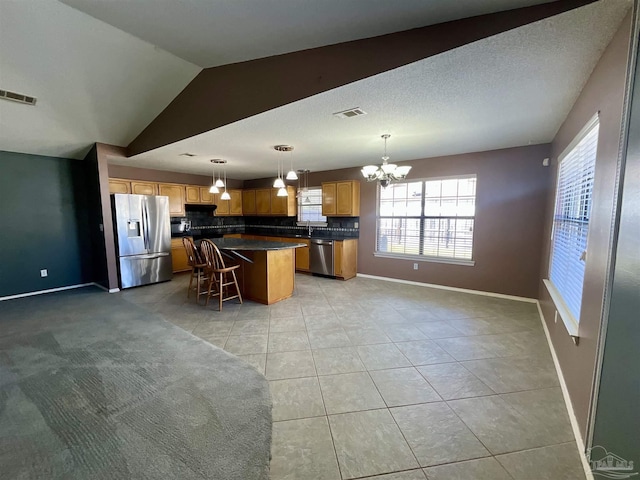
[0, 286, 272, 480]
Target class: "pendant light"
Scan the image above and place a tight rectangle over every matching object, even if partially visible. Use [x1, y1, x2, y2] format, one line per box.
[220, 165, 230, 200]
[209, 159, 221, 193]
[273, 145, 293, 189]
[285, 148, 298, 180]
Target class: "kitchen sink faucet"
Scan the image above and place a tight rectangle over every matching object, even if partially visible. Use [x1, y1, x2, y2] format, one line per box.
[307, 221, 313, 237]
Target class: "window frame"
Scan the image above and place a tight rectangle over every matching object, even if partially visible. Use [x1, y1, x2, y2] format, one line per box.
[296, 186, 328, 226]
[374, 174, 477, 266]
[543, 113, 600, 339]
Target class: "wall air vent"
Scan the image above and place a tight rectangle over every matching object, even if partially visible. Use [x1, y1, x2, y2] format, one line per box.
[333, 107, 366, 119]
[0, 89, 37, 106]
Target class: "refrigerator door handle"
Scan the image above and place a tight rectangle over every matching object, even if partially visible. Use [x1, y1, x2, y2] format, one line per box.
[142, 199, 150, 252]
[131, 252, 170, 260]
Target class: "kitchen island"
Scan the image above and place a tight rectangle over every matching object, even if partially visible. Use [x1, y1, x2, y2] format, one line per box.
[210, 237, 305, 305]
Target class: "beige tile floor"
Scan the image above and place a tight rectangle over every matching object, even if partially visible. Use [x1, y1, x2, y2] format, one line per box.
[122, 272, 587, 480]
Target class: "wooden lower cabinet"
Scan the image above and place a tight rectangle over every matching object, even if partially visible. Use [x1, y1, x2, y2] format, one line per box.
[295, 239, 310, 271]
[171, 238, 191, 273]
[334, 239, 358, 280]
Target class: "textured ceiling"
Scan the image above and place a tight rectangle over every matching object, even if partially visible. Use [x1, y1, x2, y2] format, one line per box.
[117, 0, 631, 180]
[59, 0, 553, 68]
[0, 0, 201, 160]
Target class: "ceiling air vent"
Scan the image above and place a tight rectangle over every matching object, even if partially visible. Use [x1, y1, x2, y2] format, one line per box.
[0, 89, 37, 106]
[333, 107, 366, 119]
[179, 152, 197, 157]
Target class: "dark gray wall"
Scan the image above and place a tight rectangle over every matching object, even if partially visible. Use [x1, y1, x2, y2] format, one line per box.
[0, 151, 93, 297]
[592, 25, 640, 466]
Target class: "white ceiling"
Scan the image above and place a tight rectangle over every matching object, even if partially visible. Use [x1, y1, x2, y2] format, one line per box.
[59, 0, 554, 68]
[0, 0, 201, 160]
[117, 0, 631, 180]
[0, 0, 631, 177]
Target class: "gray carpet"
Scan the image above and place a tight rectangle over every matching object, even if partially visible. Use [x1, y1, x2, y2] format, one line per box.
[0, 287, 272, 480]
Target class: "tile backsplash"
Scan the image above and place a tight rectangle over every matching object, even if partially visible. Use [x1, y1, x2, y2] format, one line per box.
[171, 212, 359, 239]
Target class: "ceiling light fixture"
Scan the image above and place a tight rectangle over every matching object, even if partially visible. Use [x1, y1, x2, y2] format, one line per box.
[285, 148, 298, 181]
[361, 134, 411, 188]
[274, 145, 293, 195]
[210, 159, 228, 195]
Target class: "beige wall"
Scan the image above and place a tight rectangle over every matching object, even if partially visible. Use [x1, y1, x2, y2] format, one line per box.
[538, 12, 632, 442]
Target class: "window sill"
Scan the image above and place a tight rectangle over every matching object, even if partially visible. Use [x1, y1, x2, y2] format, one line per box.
[543, 279, 580, 339]
[296, 222, 327, 227]
[374, 252, 475, 266]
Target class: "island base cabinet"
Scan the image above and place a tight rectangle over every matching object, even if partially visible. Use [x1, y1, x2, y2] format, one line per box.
[240, 249, 295, 304]
[171, 238, 191, 273]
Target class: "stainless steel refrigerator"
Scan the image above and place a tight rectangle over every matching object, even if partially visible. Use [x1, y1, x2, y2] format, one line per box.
[112, 194, 172, 289]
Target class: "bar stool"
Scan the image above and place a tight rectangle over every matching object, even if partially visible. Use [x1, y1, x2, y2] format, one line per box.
[183, 237, 207, 303]
[200, 239, 243, 311]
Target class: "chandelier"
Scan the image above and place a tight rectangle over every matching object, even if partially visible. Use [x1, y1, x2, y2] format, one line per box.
[361, 134, 411, 188]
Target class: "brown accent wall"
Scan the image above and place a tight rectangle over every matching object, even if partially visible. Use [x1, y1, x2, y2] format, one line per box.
[537, 12, 632, 443]
[108, 164, 243, 189]
[128, 0, 595, 156]
[248, 143, 551, 299]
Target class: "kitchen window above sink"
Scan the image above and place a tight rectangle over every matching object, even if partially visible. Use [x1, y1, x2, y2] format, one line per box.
[297, 186, 327, 226]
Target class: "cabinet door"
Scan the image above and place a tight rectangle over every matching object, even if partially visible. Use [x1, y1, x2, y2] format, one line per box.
[242, 190, 256, 215]
[256, 189, 271, 215]
[185, 186, 201, 204]
[322, 183, 337, 216]
[171, 238, 191, 272]
[158, 184, 185, 216]
[270, 189, 286, 215]
[336, 182, 354, 215]
[130, 181, 157, 196]
[229, 189, 243, 215]
[214, 193, 231, 215]
[334, 240, 343, 277]
[109, 179, 131, 194]
[295, 240, 310, 271]
[200, 187, 214, 204]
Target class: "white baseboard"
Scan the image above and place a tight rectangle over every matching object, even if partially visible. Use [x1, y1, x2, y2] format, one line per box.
[0, 283, 96, 302]
[91, 282, 120, 293]
[356, 273, 537, 303]
[535, 301, 594, 480]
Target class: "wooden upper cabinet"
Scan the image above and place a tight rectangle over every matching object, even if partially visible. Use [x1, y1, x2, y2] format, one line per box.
[185, 185, 201, 204]
[321, 182, 336, 216]
[130, 181, 158, 196]
[255, 189, 271, 215]
[322, 180, 360, 216]
[199, 187, 214, 204]
[214, 192, 231, 215]
[270, 186, 297, 216]
[109, 178, 131, 194]
[229, 189, 243, 215]
[158, 183, 185, 216]
[242, 190, 257, 215]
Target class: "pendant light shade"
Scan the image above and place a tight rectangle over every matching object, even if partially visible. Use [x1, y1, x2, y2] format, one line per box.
[220, 190, 231, 200]
[209, 185, 219, 194]
[211, 159, 228, 197]
[273, 177, 285, 188]
[286, 149, 298, 180]
[277, 187, 288, 197]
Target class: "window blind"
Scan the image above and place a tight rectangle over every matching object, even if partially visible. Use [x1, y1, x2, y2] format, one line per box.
[549, 120, 599, 323]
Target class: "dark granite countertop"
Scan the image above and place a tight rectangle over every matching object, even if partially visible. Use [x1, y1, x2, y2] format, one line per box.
[210, 238, 306, 251]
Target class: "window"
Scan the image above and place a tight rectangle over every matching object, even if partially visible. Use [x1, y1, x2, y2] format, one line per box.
[297, 186, 326, 224]
[546, 116, 599, 334]
[376, 175, 476, 262]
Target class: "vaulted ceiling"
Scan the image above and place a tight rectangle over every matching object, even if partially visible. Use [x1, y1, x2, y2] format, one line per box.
[0, 0, 631, 179]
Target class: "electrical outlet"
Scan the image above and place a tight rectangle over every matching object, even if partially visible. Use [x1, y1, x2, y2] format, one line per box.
[40, 269, 48, 278]
[413, 263, 418, 270]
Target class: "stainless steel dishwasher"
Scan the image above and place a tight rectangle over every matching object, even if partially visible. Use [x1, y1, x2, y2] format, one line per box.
[310, 239, 334, 275]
